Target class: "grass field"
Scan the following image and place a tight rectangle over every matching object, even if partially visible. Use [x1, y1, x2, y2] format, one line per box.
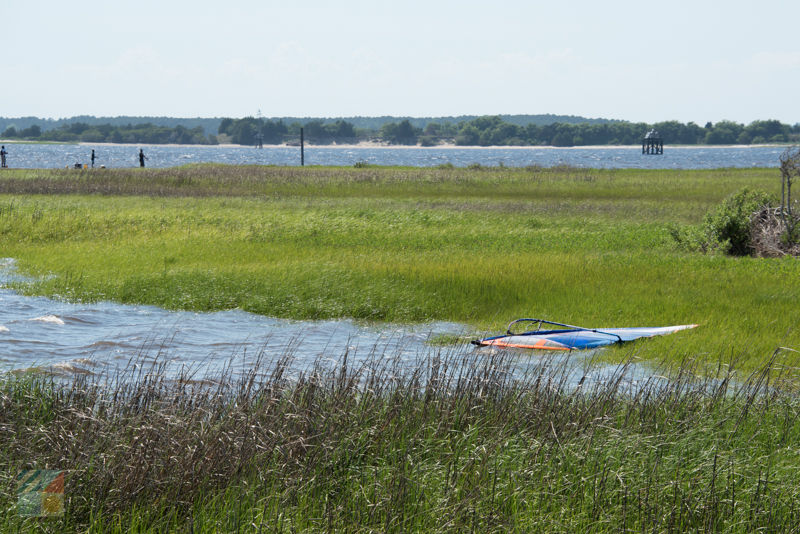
[2, 164, 800, 532]
[1, 164, 798, 370]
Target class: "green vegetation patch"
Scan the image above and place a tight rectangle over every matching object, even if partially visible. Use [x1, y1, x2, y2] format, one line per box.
[2, 351, 800, 532]
[1, 165, 798, 370]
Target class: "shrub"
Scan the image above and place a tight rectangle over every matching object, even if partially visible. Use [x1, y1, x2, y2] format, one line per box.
[667, 223, 708, 253]
[418, 136, 438, 147]
[669, 188, 775, 255]
[704, 188, 775, 255]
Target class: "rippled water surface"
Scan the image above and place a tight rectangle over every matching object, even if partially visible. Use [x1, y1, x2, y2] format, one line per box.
[0, 143, 787, 170]
[0, 259, 466, 379]
[0, 259, 658, 388]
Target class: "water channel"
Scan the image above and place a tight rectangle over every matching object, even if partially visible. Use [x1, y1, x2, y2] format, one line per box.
[0, 143, 788, 170]
[1, 258, 654, 390]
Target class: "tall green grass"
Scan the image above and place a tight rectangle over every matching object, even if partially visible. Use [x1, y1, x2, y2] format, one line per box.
[2, 346, 800, 533]
[1, 165, 798, 370]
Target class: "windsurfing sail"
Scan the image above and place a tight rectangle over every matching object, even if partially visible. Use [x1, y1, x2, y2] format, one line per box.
[472, 318, 698, 351]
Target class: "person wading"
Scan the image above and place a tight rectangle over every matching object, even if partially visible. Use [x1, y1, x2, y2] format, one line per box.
[139, 149, 148, 168]
[0, 146, 7, 168]
[91, 149, 98, 168]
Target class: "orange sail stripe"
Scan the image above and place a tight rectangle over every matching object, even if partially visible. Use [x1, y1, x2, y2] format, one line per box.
[485, 339, 570, 351]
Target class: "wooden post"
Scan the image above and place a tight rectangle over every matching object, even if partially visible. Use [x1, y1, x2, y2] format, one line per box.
[300, 128, 304, 166]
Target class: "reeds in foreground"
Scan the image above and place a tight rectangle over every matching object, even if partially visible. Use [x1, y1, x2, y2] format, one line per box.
[2, 343, 800, 532]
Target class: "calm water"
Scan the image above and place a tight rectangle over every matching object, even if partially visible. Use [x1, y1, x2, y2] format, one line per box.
[0, 143, 788, 170]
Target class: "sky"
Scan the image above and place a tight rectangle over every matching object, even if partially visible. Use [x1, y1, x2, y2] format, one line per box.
[5, 0, 800, 125]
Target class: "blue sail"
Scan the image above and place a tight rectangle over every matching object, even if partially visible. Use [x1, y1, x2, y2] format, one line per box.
[473, 319, 698, 351]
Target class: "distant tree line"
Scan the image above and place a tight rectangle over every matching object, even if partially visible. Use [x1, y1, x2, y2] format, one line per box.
[0, 122, 217, 145]
[3, 115, 799, 147]
[215, 116, 800, 147]
[217, 117, 360, 145]
[0, 116, 220, 137]
[259, 114, 622, 130]
[0, 114, 621, 137]
[437, 117, 800, 147]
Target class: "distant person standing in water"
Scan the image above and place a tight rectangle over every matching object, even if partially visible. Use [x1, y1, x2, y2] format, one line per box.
[0, 146, 7, 168]
[139, 149, 148, 168]
[91, 149, 98, 168]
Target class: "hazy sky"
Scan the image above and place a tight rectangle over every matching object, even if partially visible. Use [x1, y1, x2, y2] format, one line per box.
[6, 0, 799, 124]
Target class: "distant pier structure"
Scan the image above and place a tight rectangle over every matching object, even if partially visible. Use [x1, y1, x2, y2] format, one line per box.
[642, 129, 663, 155]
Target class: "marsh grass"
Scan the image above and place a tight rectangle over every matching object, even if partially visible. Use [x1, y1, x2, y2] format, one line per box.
[0, 165, 779, 214]
[2, 342, 800, 533]
[1, 164, 798, 370]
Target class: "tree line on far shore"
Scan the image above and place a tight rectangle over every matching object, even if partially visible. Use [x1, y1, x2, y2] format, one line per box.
[0, 123, 217, 145]
[424, 117, 799, 147]
[3, 116, 799, 147]
[213, 116, 800, 147]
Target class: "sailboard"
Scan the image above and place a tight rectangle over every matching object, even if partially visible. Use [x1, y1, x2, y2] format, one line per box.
[472, 318, 698, 351]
